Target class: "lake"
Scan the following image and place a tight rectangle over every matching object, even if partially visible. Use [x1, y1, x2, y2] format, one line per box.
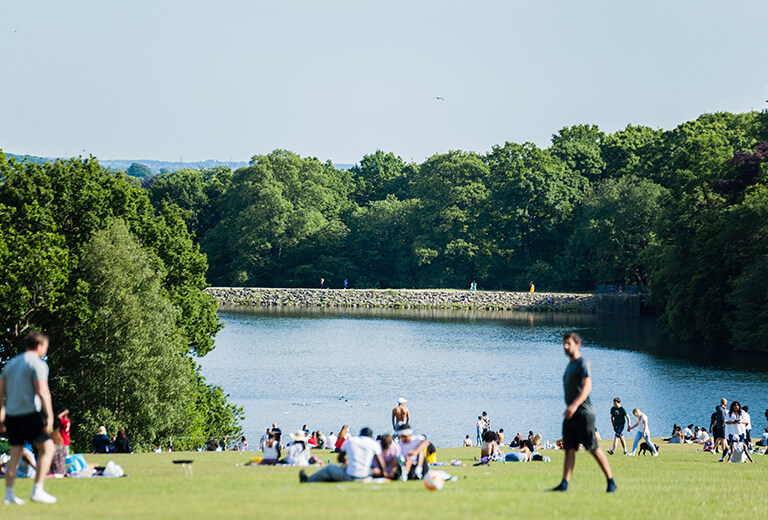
[198, 306, 768, 447]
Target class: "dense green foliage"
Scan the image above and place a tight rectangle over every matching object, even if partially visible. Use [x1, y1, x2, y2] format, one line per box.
[0, 155, 242, 450]
[141, 110, 768, 352]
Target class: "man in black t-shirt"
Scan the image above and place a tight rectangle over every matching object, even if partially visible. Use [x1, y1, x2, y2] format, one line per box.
[607, 397, 629, 455]
[551, 332, 616, 493]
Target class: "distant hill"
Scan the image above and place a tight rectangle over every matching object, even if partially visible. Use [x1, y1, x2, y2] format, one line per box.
[3, 152, 354, 173]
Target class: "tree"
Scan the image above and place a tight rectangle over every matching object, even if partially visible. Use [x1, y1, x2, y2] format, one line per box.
[126, 162, 153, 180]
[563, 176, 665, 288]
[550, 124, 606, 180]
[350, 151, 408, 204]
[484, 142, 586, 287]
[202, 150, 354, 287]
[409, 151, 489, 287]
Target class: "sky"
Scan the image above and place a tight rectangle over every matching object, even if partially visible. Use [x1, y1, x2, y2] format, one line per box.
[1, 0, 767, 164]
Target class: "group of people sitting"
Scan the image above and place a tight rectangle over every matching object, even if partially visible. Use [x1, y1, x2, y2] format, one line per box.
[476, 430, 548, 464]
[92, 427, 133, 454]
[666, 424, 711, 444]
[297, 424, 434, 482]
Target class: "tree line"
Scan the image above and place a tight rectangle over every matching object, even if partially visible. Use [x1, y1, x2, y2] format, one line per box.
[144, 110, 767, 352]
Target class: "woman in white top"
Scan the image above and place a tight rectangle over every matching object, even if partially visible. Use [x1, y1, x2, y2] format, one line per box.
[725, 401, 747, 443]
[628, 408, 658, 456]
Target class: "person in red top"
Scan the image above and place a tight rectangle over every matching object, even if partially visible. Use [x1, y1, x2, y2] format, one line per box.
[57, 409, 71, 454]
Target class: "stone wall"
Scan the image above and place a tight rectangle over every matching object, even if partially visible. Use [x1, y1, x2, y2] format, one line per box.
[205, 287, 596, 313]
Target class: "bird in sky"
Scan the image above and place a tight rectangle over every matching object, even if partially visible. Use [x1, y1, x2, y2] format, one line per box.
[433, 96, 444, 101]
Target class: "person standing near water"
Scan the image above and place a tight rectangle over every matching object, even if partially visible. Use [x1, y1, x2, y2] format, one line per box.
[607, 397, 629, 455]
[392, 398, 410, 430]
[551, 332, 616, 493]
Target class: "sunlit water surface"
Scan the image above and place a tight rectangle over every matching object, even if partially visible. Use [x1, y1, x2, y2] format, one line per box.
[198, 307, 768, 447]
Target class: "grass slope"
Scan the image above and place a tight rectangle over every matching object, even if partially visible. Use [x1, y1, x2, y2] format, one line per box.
[3, 441, 766, 519]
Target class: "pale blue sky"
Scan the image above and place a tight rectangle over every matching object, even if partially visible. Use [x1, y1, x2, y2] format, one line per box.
[2, 0, 767, 164]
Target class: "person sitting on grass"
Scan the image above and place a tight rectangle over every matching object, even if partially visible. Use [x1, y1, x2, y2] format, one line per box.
[510, 432, 525, 448]
[668, 426, 684, 444]
[395, 423, 431, 480]
[260, 432, 281, 465]
[727, 438, 754, 463]
[504, 439, 533, 462]
[480, 430, 504, 462]
[284, 431, 313, 466]
[49, 431, 68, 475]
[113, 429, 133, 454]
[371, 434, 399, 478]
[300, 427, 387, 482]
[93, 426, 110, 453]
[463, 434, 472, 447]
[693, 427, 710, 444]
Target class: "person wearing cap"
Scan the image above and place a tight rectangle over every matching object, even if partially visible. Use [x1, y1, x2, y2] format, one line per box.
[285, 430, 313, 466]
[392, 398, 410, 430]
[607, 397, 629, 455]
[395, 424, 430, 480]
[300, 427, 387, 482]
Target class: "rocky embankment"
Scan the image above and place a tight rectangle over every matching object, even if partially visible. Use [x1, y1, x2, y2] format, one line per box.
[205, 287, 595, 313]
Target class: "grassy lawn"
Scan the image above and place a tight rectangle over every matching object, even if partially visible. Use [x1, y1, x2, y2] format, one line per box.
[3, 440, 766, 519]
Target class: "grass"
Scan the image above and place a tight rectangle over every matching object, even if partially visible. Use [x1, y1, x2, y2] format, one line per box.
[3, 440, 767, 519]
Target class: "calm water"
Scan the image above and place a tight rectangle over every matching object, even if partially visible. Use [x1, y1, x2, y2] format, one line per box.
[198, 307, 768, 447]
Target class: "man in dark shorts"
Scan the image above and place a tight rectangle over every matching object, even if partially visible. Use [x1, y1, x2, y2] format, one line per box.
[551, 332, 616, 493]
[0, 332, 57, 505]
[607, 397, 629, 455]
[712, 399, 728, 454]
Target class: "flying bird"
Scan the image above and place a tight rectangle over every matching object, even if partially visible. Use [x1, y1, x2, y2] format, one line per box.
[434, 96, 444, 101]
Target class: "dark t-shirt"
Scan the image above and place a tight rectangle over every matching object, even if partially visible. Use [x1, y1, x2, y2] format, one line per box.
[715, 406, 727, 429]
[610, 406, 628, 427]
[563, 357, 594, 417]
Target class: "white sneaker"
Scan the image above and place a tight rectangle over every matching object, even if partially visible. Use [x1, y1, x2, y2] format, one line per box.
[29, 490, 57, 504]
[3, 496, 26, 506]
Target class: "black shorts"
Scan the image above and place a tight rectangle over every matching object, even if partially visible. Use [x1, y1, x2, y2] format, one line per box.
[5, 412, 50, 446]
[713, 426, 725, 439]
[563, 411, 598, 451]
[613, 424, 625, 437]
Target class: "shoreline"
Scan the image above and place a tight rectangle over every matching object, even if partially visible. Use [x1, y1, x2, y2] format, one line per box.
[205, 287, 596, 313]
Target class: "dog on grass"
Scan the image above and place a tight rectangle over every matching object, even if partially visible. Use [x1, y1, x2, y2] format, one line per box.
[638, 441, 659, 455]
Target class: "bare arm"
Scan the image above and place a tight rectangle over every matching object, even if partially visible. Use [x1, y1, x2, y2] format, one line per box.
[564, 377, 592, 420]
[34, 379, 54, 432]
[373, 453, 390, 478]
[408, 439, 431, 458]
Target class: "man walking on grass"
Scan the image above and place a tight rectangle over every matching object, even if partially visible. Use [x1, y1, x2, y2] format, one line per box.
[0, 332, 58, 505]
[551, 332, 616, 493]
[607, 397, 629, 455]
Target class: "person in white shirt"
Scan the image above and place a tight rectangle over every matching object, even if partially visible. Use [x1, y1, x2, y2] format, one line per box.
[722, 401, 748, 462]
[237, 436, 248, 451]
[742, 406, 752, 448]
[285, 431, 312, 466]
[627, 408, 658, 456]
[395, 424, 430, 480]
[728, 440, 754, 463]
[325, 431, 337, 450]
[682, 424, 694, 440]
[300, 428, 385, 482]
[694, 427, 710, 444]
